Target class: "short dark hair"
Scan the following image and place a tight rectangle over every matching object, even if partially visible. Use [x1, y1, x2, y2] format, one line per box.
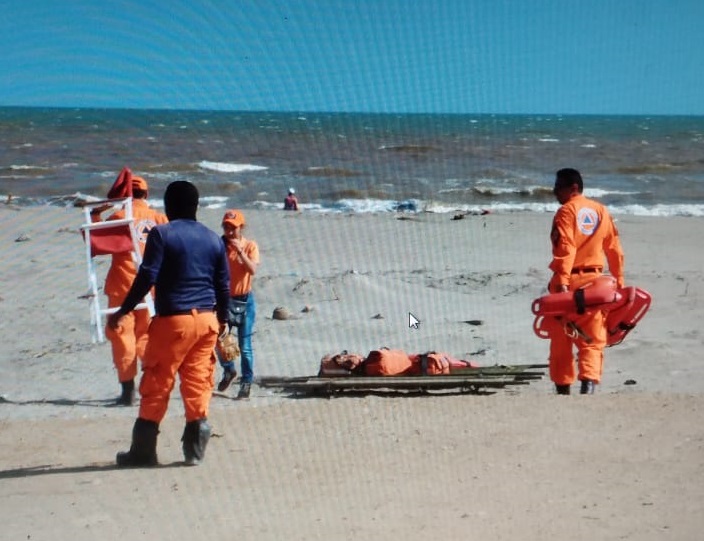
[164, 181, 199, 220]
[555, 168, 583, 193]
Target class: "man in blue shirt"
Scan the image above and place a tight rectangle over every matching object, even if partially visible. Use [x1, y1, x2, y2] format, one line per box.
[109, 180, 230, 467]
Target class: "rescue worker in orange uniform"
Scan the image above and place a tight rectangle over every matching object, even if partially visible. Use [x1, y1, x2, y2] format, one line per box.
[547, 168, 625, 395]
[108, 180, 230, 467]
[216, 209, 260, 399]
[90, 175, 168, 405]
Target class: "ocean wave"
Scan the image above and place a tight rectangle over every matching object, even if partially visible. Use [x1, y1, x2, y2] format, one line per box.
[419, 201, 704, 217]
[326, 198, 421, 213]
[200, 196, 230, 209]
[8, 191, 704, 218]
[473, 185, 554, 198]
[468, 184, 640, 200]
[615, 163, 683, 174]
[378, 144, 437, 153]
[301, 166, 363, 177]
[584, 188, 640, 198]
[198, 161, 268, 173]
[273, 198, 704, 217]
[7, 164, 52, 171]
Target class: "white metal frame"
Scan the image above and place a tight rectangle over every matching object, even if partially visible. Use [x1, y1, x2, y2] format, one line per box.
[79, 197, 155, 343]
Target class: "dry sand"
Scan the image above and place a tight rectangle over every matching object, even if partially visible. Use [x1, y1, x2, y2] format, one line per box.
[1, 205, 703, 540]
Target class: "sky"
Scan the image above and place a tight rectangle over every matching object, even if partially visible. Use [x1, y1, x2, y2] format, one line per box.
[1, 0, 702, 115]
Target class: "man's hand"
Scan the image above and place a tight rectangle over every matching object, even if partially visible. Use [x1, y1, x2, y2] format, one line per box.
[229, 238, 244, 256]
[107, 310, 126, 331]
[556, 284, 569, 293]
[89, 203, 113, 216]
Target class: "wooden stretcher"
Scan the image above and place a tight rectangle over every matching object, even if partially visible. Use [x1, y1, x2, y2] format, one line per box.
[258, 364, 548, 397]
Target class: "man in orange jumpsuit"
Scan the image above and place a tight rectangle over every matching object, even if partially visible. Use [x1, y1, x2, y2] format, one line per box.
[547, 168, 625, 395]
[91, 176, 168, 405]
[108, 181, 230, 467]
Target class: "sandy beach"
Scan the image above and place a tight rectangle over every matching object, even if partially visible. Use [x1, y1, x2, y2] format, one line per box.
[1, 204, 703, 540]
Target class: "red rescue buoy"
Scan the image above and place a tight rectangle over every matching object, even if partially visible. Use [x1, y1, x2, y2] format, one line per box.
[531, 276, 652, 346]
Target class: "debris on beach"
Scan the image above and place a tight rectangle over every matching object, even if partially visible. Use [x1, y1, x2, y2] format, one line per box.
[272, 306, 294, 320]
[15, 233, 31, 242]
[452, 209, 491, 221]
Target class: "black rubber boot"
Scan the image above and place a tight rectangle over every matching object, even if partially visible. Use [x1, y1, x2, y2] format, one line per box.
[580, 379, 596, 395]
[116, 418, 159, 467]
[236, 382, 252, 399]
[182, 418, 212, 466]
[116, 379, 135, 406]
[217, 369, 237, 392]
[555, 384, 571, 395]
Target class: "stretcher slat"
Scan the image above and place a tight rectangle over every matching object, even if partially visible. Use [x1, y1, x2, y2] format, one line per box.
[257, 363, 547, 395]
[265, 376, 526, 388]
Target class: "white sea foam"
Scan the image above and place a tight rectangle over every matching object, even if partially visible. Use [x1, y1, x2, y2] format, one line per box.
[146, 195, 228, 210]
[253, 200, 326, 212]
[584, 188, 640, 197]
[474, 185, 549, 196]
[281, 198, 703, 218]
[198, 161, 268, 173]
[10, 164, 50, 170]
[200, 196, 229, 209]
[334, 198, 406, 213]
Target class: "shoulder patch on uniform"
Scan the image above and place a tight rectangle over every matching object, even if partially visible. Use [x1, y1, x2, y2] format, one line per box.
[576, 207, 599, 235]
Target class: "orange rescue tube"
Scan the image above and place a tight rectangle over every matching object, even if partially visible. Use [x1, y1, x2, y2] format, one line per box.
[531, 275, 620, 317]
[532, 279, 652, 347]
[605, 287, 652, 346]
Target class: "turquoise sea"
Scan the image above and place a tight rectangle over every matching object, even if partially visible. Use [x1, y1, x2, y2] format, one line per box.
[2, 107, 703, 216]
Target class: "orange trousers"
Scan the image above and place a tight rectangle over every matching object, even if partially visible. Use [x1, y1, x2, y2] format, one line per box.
[138, 310, 218, 423]
[105, 294, 150, 383]
[547, 274, 607, 385]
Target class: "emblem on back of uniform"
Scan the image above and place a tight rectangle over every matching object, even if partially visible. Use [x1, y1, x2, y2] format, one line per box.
[134, 219, 156, 244]
[577, 208, 599, 235]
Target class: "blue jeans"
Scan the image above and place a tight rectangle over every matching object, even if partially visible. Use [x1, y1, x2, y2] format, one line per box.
[220, 293, 256, 383]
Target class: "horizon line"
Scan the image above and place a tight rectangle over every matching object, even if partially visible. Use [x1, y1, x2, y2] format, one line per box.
[0, 104, 702, 119]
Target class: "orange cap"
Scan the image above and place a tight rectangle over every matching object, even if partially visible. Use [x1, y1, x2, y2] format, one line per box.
[131, 175, 148, 192]
[222, 209, 245, 228]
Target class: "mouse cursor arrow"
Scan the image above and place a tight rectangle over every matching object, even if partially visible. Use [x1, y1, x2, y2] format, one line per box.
[408, 312, 421, 329]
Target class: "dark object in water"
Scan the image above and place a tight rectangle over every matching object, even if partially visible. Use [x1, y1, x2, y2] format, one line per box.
[395, 200, 417, 212]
